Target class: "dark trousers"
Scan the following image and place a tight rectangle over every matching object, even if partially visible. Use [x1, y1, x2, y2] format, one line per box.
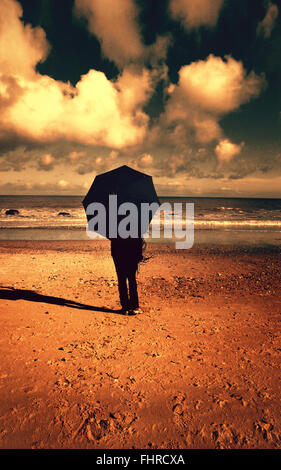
[114, 263, 139, 310]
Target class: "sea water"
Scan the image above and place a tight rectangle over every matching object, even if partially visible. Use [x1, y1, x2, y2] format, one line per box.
[0, 195, 280, 247]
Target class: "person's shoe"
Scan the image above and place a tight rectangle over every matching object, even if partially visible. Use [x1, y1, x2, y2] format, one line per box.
[122, 308, 137, 316]
[130, 308, 142, 315]
[121, 308, 131, 315]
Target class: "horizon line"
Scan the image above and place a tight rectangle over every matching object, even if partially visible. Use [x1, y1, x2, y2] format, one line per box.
[0, 194, 281, 199]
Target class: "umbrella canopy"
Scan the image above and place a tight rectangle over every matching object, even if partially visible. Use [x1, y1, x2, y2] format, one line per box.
[83, 165, 160, 239]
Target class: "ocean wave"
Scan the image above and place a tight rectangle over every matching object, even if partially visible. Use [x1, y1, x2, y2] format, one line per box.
[1, 219, 281, 231]
[194, 220, 281, 229]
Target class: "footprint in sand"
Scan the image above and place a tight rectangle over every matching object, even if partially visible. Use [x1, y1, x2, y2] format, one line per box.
[172, 393, 186, 419]
[72, 409, 137, 443]
[253, 420, 278, 444]
[23, 386, 38, 394]
[203, 423, 241, 449]
[194, 400, 202, 410]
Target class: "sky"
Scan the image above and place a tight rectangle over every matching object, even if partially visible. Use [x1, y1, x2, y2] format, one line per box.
[0, 0, 280, 197]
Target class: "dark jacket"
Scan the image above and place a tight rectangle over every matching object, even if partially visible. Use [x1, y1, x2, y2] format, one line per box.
[111, 238, 143, 272]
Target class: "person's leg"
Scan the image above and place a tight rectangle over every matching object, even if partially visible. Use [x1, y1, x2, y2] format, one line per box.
[128, 269, 139, 310]
[113, 260, 130, 310]
[117, 272, 130, 310]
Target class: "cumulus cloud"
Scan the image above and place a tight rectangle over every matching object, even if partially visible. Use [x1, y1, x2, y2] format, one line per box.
[60, 68, 152, 147]
[113, 66, 154, 115]
[0, 0, 49, 78]
[257, 2, 279, 38]
[1, 67, 153, 148]
[161, 153, 185, 176]
[162, 54, 265, 151]
[138, 153, 154, 168]
[193, 119, 222, 144]
[215, 139, 243, 163]
[0, 1, 156, 151]
[38, 153, 55, 170]
[68, 150, 87, 162]
[74, 0, 170, 68]
[0, 145, 32, 171]
[169, 0, 224, 30]
[74, 0, 144, 66]
[58, 179, 69, 189]
[128, 152, 154, 171]
[76, 149, 118, 174]
[170, 55, 264, 115]
[0, 179, 85, 195]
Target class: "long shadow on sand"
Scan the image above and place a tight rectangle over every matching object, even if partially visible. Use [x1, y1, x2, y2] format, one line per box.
[0, 286, 123, 315]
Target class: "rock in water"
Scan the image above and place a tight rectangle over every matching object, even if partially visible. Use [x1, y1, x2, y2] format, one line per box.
[58, 212, 71, 217]
[5, 209, 19, 215]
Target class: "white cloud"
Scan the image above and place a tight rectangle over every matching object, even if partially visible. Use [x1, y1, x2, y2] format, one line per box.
[74, 0, 144, 67]
[172, 55, 264, 115]
[169, 0, 224, 30]
[156, 153, 185, 176]
[58, 179, 69, 189]
[68, 151, 86, 162]
[0, 1, 156, 150]
[74, 0, 170, 68]
[1, 67, 153, 148]
[127, 152, 154, 172]
[75, 148, 119, 175]
[163, 54, 265, 149]
[0, 0, 49, 78]
[215, 139, 243, 163]
[257, 3, 279, 38]
[39, 153, 55, 170]
[138, 153, 153, 168]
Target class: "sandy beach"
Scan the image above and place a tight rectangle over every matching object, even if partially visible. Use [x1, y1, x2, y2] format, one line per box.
[0, 240, 280, 449]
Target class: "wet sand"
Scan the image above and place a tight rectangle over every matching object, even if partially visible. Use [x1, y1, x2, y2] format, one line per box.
[0, 240, 280, 449]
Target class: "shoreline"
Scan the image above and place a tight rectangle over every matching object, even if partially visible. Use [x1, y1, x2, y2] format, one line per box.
[0, 239, 280, 252]
[0, 226, 280, 247]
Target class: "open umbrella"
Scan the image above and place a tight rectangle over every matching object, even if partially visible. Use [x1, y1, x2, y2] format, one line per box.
[83, 165, 160, 239]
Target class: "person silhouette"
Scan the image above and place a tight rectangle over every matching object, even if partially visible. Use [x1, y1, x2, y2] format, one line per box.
[110, 237, 144, 315]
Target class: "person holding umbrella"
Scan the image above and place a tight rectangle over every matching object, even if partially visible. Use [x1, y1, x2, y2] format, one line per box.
[83, 165, 160, 316]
